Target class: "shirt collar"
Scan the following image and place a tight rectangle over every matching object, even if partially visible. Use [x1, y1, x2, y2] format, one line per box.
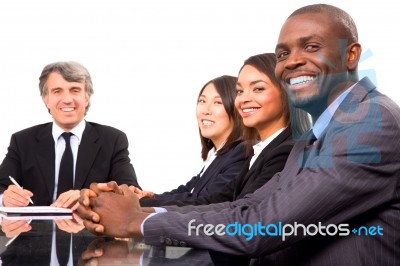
[208, 141, 226, 158]
[312, 85, 355, 139]
[205, 147, 217, 162]
[52, 119, 86, 143]
[252, 127, 286, 156]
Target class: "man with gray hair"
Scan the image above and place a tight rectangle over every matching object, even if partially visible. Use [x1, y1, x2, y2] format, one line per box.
[0, 61, 141, 208]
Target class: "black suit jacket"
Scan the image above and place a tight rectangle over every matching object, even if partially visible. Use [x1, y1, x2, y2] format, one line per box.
[0, 121, 140, 205]
[141, 141, 248, 204]
[141, 128, 293, 207]
[144, 77, 400, 265]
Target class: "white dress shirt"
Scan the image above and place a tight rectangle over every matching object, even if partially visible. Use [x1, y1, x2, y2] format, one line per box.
[52, 120, 86, 202]
[248, 128, 286, 169]
[312, 85, 353, 139]
[200, 147, 218, 177]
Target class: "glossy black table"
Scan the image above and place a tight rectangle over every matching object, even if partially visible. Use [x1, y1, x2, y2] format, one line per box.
[0, 219, 214, 265]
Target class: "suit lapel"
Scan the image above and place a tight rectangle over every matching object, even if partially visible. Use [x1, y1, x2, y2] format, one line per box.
[192, 158, 222, 195]
[34, 123, 56, 199]
[295, 77, 375, 174]
[75, 123, 100, 189]
[331, 77, 376, 123]
[284, 140, 306, 176]
[247, 127, 292, 175]
[237, 128, 292, 191]
[295, 130, 316, 173]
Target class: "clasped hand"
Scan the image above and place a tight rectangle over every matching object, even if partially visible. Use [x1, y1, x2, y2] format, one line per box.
[75, 181, 150, 238]
[78, 238, 146, 265]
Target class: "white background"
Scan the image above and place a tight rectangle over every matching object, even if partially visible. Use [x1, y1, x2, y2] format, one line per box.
[0, 0, 398, 193]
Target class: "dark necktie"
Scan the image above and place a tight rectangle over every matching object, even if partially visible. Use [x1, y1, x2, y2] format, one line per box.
[56, 227, 71, 266]
[302, 131, 317, 166]
[57, 132, 74, 197]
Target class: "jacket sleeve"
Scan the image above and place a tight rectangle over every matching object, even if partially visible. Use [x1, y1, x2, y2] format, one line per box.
[141, 143, 248, 204]
[143, 94, 400, 257]
[141, 171, 242, 207]
[108, 130, 141, 189]
[147, 139, 293, 210]
[0, 134, 21, 193]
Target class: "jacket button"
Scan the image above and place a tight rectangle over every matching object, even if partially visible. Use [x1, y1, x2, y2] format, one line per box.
[172, 239, 179, 246]
[165, 237, 172, 245]
[179, 241, 187, 247]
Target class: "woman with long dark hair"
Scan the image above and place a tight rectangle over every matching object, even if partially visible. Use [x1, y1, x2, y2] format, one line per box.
[135, 75, 248, 201]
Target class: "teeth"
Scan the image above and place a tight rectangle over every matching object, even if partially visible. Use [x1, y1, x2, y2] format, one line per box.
[61, 108, 74, 112]
[289, 76, 315, 85]
[242, 108, 258, 113]
[202, 120, 214, 126]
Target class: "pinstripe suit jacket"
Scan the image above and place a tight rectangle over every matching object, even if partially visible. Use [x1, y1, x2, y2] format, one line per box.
[143, 77, 400, 265]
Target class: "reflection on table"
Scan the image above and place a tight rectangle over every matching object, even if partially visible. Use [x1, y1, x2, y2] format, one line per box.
[0, 218, 214, 265]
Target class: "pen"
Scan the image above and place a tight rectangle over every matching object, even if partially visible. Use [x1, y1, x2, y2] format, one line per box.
[8, 176, 34, 205]
[5, 219, 32, 247]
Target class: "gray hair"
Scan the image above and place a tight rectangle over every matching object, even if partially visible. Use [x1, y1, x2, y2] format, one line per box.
[39, 61, 94, 113]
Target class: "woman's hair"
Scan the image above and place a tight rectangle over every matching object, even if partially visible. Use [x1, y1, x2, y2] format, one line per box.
[198, 75, 244, 161]
[238, 53, 311, 153]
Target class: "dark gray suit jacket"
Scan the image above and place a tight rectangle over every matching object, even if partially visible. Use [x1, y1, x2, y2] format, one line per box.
[0, 121, 140, 205]
[143, 77, 400, 265]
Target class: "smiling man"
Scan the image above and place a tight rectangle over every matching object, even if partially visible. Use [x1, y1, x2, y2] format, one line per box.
[77, 4, 400, 265]
[0, 61, 141, 208]
[274, 5, 361, 123]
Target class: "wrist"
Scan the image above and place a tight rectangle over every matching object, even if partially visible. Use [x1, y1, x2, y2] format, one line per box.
[127, 212, 150, 238]
[141, 207, 155, 213]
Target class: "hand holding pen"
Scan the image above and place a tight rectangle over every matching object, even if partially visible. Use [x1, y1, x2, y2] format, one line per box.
[2, 176, 34, 207]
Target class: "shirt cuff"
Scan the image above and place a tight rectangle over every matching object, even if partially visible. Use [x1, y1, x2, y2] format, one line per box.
[153, 207, 167, 213]
[140, 213, 158, 235]
[0, 194, 4, 207]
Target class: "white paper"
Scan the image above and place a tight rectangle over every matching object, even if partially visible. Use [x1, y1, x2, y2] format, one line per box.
[0, 206, 72, 214]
